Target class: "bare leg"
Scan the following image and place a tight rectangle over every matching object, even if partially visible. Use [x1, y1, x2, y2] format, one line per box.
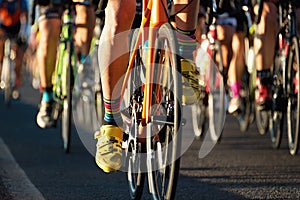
[98, 0, 135, 100]
[254, 2, 278, 71]
[37, 18, 60, 88]
[228, 32, 245, 85]
[254, 2, 278, 108]
[74, 4, 96, 57]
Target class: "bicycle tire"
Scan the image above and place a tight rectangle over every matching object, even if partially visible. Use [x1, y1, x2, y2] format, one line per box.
[287, 36, 300, 155]
[192, 43, 209, 139]
[126, 140, 146, 200]
[254, 36, 270, 135]
[192, 100, 207, 139]
[147, 23, 181, 200]
[61, 40, 74, 154]
[270, 111, 283, 149]
[255, 108, 269, 135]
[238, 69, 252, 132]
[238, 38, 255, 132]
[269, 36, 284, 149]
[123, 28, 145, 200]
[208, 41, 226, 141]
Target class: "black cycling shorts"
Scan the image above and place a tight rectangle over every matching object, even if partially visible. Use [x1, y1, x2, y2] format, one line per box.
[0, 22, 21, 36]
[37, 0, 97, 21]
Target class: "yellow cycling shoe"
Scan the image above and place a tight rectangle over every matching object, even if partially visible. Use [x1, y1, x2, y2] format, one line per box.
[181, 59, 200, 105]
[94, 125, 123, 173]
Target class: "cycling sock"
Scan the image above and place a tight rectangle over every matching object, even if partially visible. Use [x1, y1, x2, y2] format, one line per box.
[103, 97, 123, 126]
[80, 54, 88, 63]
[42, 87, 54, 102]
[176, 28, 197, 60]
[257, 69, 271, 79]
[230, 81, 242, 97]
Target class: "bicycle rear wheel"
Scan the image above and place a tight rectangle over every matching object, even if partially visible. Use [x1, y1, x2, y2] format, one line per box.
[255, 38, 270, 135]
[237, 38, 254, 132]
[287, 36, 300, 155]
[238, 69, 252, 132]
[208, 41, 226, 141]
[61, 41, 75, 153]
[123, 29, 145, 200]
[147, 23, 181, 200]
[192, 97, 207, 139]
[269, 37, 284, 149]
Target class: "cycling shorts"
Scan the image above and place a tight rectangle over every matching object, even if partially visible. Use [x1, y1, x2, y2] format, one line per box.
[37, 0, 98, 21]
[215, 12, 248, 34]
[0, 22, 21, 36]
[203, 0, 249, 34]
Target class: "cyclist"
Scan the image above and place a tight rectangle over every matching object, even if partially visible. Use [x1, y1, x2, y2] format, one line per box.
[35, 0, 96, 128]
[213, 0, 249, 114]
[196, 0, 249, 114]
[0, 0, 28, 98]
[253, 0, 300, 110]
[95, 0, 200, 172]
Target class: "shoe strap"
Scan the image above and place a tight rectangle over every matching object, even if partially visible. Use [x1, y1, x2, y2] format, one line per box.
[95, 125, 123, 140]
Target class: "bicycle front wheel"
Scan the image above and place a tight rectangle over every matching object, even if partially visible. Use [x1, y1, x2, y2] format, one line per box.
[287, 36, 300, 155]
[61, 41, 75, 153]
[147, 24, 181, 200]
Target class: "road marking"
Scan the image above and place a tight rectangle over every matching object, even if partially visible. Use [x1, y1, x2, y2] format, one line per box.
[0, 138, 46, 200]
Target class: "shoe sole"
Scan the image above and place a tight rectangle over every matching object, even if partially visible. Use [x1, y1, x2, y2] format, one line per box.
[95, 159, 119, 173]
[36, 115, 56, 129]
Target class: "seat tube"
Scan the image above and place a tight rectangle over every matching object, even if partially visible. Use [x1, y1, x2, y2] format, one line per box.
[143, 0, 169, 124]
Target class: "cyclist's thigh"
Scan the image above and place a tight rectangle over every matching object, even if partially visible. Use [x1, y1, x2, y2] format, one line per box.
[216, 25, 235, 44]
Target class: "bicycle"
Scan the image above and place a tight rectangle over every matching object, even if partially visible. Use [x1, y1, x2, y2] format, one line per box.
[192, 0, 227, 141]
[235, 0, 256, 133]
[115, 0, 185, 198]
[0, 35, 17, 106]
[253, 0, 270, 135]
[52, 1, 86, 153]
[269, 0, 300, 155]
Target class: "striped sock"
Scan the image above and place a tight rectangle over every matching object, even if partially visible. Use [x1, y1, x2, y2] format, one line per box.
[176, 28, 197, 60]
[103, 98, 123, 126]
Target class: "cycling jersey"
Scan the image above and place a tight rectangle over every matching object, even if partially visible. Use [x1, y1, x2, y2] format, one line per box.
[0, 0, 28, 26]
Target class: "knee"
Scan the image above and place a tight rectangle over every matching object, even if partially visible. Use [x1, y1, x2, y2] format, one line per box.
[232, 33, 245, 54]
[257, 2, 277, 35]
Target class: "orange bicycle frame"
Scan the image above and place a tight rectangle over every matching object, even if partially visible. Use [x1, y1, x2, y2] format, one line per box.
[121, 0, 169, 125]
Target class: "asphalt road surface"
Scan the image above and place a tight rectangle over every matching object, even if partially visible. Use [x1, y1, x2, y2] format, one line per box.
[0, 76, 300, 200]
